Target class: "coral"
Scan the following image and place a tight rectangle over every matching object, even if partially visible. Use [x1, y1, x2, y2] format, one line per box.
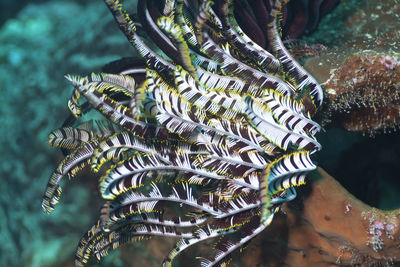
[324, 52, 400, 133]
[1, 0, 393, 266]
[236, 168, 400, 266]
[303, 0, 400, 134]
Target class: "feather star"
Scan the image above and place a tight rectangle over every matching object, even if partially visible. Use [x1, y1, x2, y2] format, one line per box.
[41, 0, 324, 266]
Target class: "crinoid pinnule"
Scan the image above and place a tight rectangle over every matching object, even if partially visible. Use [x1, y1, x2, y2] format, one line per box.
[41, 0, 323, 266]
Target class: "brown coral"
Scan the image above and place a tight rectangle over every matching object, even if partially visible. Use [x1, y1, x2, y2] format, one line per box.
[324, 52, 400, 133]
[302, 0, 400, 134]
[240, 168, 400, 266]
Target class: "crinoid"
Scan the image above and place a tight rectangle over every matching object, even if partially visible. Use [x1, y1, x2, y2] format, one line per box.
[41, 0, 323, 266]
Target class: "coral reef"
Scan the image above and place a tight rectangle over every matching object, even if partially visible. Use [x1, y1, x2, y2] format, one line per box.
[238, 168, 400, 266]
[300, 0, 400, 215]
[324, 52, 400, 133]
[1, 0, 398, 266]
[303, 0, 400, 134]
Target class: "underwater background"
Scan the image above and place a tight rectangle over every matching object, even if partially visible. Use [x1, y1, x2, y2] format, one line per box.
[0, 0, 399, 266]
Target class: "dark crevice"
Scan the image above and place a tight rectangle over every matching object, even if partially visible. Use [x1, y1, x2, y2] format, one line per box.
[315, 128, 400, 210]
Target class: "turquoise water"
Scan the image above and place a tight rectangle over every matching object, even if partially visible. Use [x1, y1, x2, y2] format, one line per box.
[0, 1, 131, 266]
